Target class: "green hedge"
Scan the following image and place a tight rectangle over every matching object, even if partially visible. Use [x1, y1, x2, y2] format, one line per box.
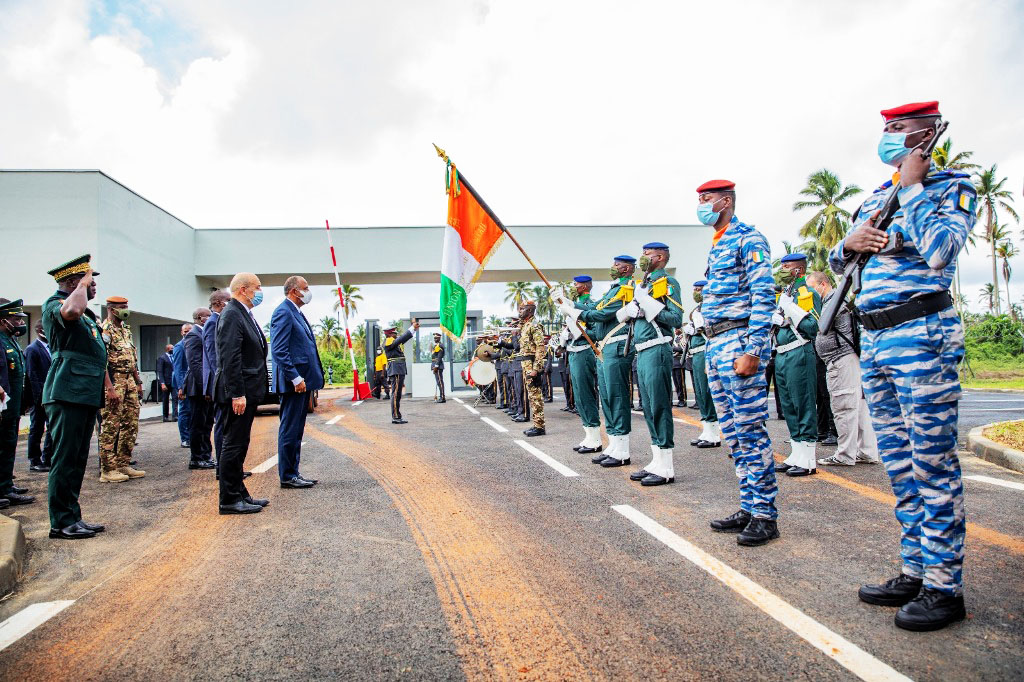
[963, 315, 1024, 361]
[319, 350, 367, 384]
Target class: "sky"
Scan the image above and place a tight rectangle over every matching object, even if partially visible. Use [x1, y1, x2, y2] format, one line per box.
[2, 0, 1023, 331]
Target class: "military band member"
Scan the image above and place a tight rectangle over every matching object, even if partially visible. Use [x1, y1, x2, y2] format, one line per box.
[616, 243, 683, 485]
[671, 328, 686, 407]
[0, 299, 35, 508]
[517, 302, 547, 437]
[430, 332, 447, 403]
[772, 253, 821, 477]
[561, 277, 601, 453]
[834, 101, 974, 631]
[683, 280, 720, 448]
[697, 180, 780, 547]
[98, 296, 146, 482]
[542, 340, 554, 402]
[383, 320, 419, 424]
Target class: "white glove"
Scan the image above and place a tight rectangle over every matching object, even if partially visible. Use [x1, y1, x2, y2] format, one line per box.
[562, 305, 583, 326]
[565, 322, 583, 340]
[771, 312, 785, 327]
[635, 285, 665, 321]
[778, 294, 808, 324]
[683, 323, 696, 336]
[616, 300, 640, 322]
[692, 311, 705, 329]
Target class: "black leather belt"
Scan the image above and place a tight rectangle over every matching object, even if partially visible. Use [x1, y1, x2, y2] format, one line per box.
[858, 290, 953, 331]
[704, 318, 749, 339]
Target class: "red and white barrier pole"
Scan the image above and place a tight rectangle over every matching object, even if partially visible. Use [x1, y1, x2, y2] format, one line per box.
[325, 219, 361, 400]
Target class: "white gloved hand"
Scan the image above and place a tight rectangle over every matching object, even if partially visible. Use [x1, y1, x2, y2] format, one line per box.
[778, 293, 808, 324]
[692, 311, 705, 329]
[556, 299, 574, 316]
[683, 323, 696, 336]
[616, 300, 640, 322]
[771, 312, 785, 327]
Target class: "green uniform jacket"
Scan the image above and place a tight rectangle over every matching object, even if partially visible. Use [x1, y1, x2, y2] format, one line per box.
[41, 290, 108, 407]
[577, 279, 631, 342]
[776, 277, 822, 345]
[631, 269, 684, 346]
[568, 293, 596, 349]
[1, 333, 26, 408]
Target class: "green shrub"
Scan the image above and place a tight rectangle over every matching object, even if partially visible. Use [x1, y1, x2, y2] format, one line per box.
[963, 314, 1024, 361]
[319, 350, 367, 384]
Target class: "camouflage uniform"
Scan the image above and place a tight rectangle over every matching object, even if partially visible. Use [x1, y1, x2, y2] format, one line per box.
[519, 319, 547, 429]
[99, 320, 140, 473]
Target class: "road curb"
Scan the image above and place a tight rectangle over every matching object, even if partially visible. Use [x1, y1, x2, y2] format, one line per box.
[963, 386, 1024, 394]
[968, 423, 1024, 474]
[0, 514, 27, 597]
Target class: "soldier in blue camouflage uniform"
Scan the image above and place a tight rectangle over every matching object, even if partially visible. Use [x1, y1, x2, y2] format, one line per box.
[697, 179, 780, 547]
[831, 101, 975, 631]
[683, 280, 720, 448]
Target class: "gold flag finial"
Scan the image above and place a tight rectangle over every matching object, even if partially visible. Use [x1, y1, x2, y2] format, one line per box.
[433, 143, 449, 164]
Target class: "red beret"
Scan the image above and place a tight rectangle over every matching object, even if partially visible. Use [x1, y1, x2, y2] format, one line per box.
[696, 179, 736, 193]
[880, 101, 940, 123]
[105, 296, 128, 304]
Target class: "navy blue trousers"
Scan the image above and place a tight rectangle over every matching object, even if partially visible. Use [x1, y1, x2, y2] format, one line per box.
[277, 391, 309, 482]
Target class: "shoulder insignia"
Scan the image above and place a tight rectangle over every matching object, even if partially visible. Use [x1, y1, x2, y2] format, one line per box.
[650, 277, 668, 299]
[797, 288, 814, 312]
[956, 187, 976, 214]
[750, 250, 766, 264]
[385, 338, 394, 347]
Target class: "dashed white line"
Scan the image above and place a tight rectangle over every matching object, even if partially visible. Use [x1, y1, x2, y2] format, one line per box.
[964, 474, 1024, 492]
[612, 505, 911, 682]
[462, 404, 480, 415]
[480, 417, 508, 433]
[514, 440, 579, 478]
[352, 400, 363, 406]
[452, 397, 464, 404]
[251, 455, 279, 474]
[0, 601, 75, 652]
[325, 415, 343, 425]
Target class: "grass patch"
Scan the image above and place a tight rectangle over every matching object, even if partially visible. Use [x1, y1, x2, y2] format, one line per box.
[961, 356, 1024, 391]
[983, 420, 1024, 451]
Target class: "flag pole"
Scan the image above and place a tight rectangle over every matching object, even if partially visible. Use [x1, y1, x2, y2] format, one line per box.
[433, 144, 602, 357]
[325, 219, 362, 400]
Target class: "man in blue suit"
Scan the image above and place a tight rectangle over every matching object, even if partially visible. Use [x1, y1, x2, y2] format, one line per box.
[171, 323, 192, 448]
[25, 322, 54, 471]
[270, 276, 324, 489]
[203, 290, 232, 464]
[184, 307, 215, 469]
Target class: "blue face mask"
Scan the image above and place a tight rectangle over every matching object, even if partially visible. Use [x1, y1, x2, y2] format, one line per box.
[696, 199, 721, 226]
[250, 289, 264, 307]
[877, 128, 928, 166]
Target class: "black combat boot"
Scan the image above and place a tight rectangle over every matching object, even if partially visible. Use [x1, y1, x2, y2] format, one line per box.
[894, 586, 966, 631]
[736, 518, 779, 546]
[858, 574, 923, 607]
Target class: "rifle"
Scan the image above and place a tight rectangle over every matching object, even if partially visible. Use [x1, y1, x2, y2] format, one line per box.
[819, 120, 948, 335]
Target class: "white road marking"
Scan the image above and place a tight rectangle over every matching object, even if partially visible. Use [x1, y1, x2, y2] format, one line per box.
[462, 404, 480, 415]
[964, 474, 1024, 492]
[352, 400, 363, 406]
[514, 440, 580, 478]
[612, 505, 911, 682]
[452, 397, 464, 404]
[480, 417, 508, 433]
[325, 415, 343, 425]
[0, 601, 75, 652]
[963, 399, 1023, 403]
[251, 455, 279, 474]
[961, 408, 1024, 412]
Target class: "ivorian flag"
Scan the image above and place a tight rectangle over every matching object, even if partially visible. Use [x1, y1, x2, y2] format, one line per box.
[440, 163, 505, 341]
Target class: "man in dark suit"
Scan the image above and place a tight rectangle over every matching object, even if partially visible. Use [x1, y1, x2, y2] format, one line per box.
[203, 290, 232, 464]
[270, 276, 323, 489]
[25, 321, 54, 471]
[184, 307, 215, 470]
[172, 323, 192, 447]
[214, 273, 269, 515]
[156, 343, 175, 422]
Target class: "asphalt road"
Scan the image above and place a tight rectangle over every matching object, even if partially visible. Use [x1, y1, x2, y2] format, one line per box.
[0, 388, 1022, 681]
[958, 389, 1024, 441]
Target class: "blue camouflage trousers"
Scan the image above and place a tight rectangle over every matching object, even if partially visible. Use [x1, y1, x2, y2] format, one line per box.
[706, 328, 778, 520]
[860, 308, 965, 595]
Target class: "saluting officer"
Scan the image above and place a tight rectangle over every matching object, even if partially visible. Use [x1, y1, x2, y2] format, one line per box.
[696, 180, 780, 547]
[562, 276, 602, 454]
[0, 299, 36, 508]
[772, 253, 822, 477]
[430, 332, 447, 403]
[683, 280, 721, 448]
[383, 320, 419, 424]
[98, 296, 146, 482]
[41, 255, 109, 539]
[832, 101, 975, 631]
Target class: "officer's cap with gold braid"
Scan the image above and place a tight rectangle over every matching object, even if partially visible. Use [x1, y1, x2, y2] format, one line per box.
[48, 254, 99, 282]
[0, 299, 28, 318]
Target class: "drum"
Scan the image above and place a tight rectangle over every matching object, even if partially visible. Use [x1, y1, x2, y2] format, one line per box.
[468, 359, 497, 386]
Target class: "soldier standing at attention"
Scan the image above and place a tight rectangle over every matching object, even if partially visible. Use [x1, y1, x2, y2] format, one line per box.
[517, 302, 546, 437]
[98, 296, 146, 482]
[562, 277, 602, 454]
[42, 255, 110, 539]
[697, 180, 780, 547]
[833, 102, 974, 631]
[383, 320, 418, 424]
[683, 280, 721, 448]
[616, 243, 683, 486]
[772, 253, 822, 477]
[0, 300, 36, 508]
[430, 332, 446, 403]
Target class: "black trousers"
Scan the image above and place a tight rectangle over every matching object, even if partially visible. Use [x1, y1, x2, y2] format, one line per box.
[432, 367, 445, 399]
[543, 372, 553, 400]
[28, 402, 53, 465]
[671, 367, 685, 404]
[559, 370, 574, 408]
[511, 370, 524, 416]
[390, 374, 405, 419]
[218, 400, 256, 505]
[213, 401, 228, 462]
[815, 357, 837, 437]
[189, 396, 214, 461]
[161, 386, 177, 419]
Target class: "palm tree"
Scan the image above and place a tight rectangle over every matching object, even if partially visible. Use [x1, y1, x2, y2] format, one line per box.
[974, 165, 1020, 315]
[978, 283, 997, 313]
[487, 314, 505, 329]
[351, 325, 367, 355]
[532, 284, 556, 324]
[332, 284, 363, 320]
[316, 316, 343, 352]
[931, 139, 980, 172]
[504, 282, 532, 311]
[996, 239, 1019, 321]
[793, 169, 862, 253]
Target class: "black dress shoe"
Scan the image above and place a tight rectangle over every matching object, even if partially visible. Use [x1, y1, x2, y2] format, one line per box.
[696, 440, 721, 449]
[281, 477, 315, 489]
[544, 398, 553, 403]
[524, 427, 545, 437]
[0, 499, 10, 510]
[392, 419, 408, 424]
[858, 574, 924, 607]
[572, 445, 583, 452]
[600, 457, 631, 468]
[591, 452, 610, 463]
[710, 509, 752, 533]
[775, 462, 793, 473]
[689, 437, 700, 446]
[785, 466, 816, 477]
[577, 446, 602, 454]
[640, 474, 673, 486]
[11, 485, 28, 494]
[130, 460, 137, 466]
[50, 524, 96, 539]
[3, 492, 36, 506]
[219, 500, 263, 514]
[297, 476, 318, 485]
[29, 463, 50, 472]
[895, 587, 966, 631]
[189, 459, 216, 470]
[244, 496, 270, 507]
[629, 469, 650, 481]
[76, 520, 106, 533]
[737, 518, 779, 546]
[513, 417, 529, 424]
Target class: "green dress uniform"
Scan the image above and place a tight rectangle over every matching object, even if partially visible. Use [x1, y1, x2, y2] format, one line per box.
[577, 277, 636, 463]
[0, 302, 28, 500]
[43, 285, 108, 531]
[620, 264, 683, 485]
[98, 319, 141, 474]
[564, 293, 601, 451]
[774, 273, 822, 473]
